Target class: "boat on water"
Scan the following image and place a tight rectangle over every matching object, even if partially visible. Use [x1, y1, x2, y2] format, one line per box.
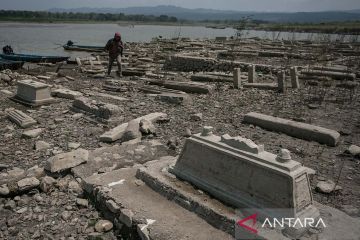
[0, 53, 69, 63]
[63, 40, 105, 52]
[0, 58, 24, 70]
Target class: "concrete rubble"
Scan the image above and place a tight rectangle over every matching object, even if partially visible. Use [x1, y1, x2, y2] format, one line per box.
[0, 36, 359, 239]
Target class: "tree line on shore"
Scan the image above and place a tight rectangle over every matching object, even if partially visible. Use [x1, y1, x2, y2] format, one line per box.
[0, 10, 178, 22]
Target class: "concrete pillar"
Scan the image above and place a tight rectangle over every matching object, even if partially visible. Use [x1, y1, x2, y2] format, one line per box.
[233, 68, 241, 89]
[277, 71, 286, 93]
[248, 65, 257, 83]
[290, 67, 300, 89]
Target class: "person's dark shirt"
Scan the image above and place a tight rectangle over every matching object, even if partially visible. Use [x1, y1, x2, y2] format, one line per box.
[105, 38, 124, 58]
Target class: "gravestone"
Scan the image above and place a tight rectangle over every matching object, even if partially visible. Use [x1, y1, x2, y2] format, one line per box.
[11, 80, 55, 106]
[290, 67, 300, 89]
[248, 65, 257, 83]
[277, 71, 286, 93]
[233, 68, 241, 89]
[170, 126, 319, 221]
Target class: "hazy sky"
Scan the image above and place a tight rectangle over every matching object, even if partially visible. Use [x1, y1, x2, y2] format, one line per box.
[1, 0, 360, 12]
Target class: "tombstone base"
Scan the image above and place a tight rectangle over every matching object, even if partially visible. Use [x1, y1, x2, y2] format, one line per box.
[9, 95, 56, 107]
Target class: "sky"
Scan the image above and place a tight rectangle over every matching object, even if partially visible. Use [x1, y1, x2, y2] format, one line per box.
[1, 0, 360, 12]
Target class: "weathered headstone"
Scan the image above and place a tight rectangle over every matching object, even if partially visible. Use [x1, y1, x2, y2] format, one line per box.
[170, 127, 319, 221]
[11, 80, 55, 106]
[233, 68, 241, 89]
[290, 67, 300, 89]
[248, 65, 257, 83]
[277, 71, 286, 93]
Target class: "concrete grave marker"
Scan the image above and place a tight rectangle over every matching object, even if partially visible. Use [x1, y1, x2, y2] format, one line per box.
[290, 67, 300, 89]
[170, 127, 319, 221]
[11, 80, 55, 106]
[248, 65, 257, 83]
[233, 68, 242, 89]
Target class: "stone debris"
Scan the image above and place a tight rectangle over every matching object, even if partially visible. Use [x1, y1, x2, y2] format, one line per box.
[100, 112, 167, 143]
[146, 79, 213, 94]
[72, 97, 122, 120]
[7, 109, 37, 128]
[51, 88, 83, 100]
[95, 220, 113, 232]
[39, 176, 56, 192]
[22, 128, 44, 138]
[346, 145, 360, 157]
[45, 149, 89, 173]
[34, 140, 51, 151]
[316, 180, 342, 194]
[17, 177, 40, 191]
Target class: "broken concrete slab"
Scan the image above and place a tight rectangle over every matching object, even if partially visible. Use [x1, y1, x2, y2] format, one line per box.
[243, 112, 340, 146]
[146, 79, 212, 94]
[302, 69, 356, 80]
[51, 88, 83, 100]
[81, 166, 233, 240]
[100, 112, 167, 143]
[72, 97, 122, 120]
[45, 149, 89, 173]
[11, 79, 55, 106]
[7, 109, 37, 128]
[72, 140, 170, 179]
[22, 128, 43, 138]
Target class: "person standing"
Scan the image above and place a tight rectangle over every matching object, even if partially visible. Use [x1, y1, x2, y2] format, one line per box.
[105, 32, 124, 77]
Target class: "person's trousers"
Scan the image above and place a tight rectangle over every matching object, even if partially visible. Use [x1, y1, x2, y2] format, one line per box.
[107, 55, 122, 75]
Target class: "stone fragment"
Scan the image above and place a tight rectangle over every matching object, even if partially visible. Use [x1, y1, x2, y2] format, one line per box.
[147, 79, 212, 94]
[119, 209, 134, 227]
[346, 145, 360, 157]
[190, 113, 203, 121]
[34, 141, 51, 151]
[45, 149, 89, 173]
[122, 120, 142, 142]
[68, 180, 83, 196]
[40, 176, 56, 193]
[184, 128, 192, 137]
[22, 128, 43, 138]
[0, 184, 10, 196]
[100, 113, 167, 143]
[68, 142, 81, 149]
[61, 211, 72, 221]
[139, 119, 156, 135]
[7, 109, 37, 128]
[72, 97, 122, 119]
[76, 198, 89, 208]
[51, 88, 83, 100]
[17, 177, 40, 191]
[155, 93, 191, 105]
[243, 112, 340, 146]
[106, 199, 120, 213]
[316, 180, 342, 194]
[95, 220, 113, 232]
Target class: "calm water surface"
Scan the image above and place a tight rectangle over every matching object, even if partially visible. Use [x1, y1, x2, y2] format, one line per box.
[0, 22, 357, 57]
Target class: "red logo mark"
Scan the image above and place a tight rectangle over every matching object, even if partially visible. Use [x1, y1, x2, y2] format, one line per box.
[237, 213, 258, 234]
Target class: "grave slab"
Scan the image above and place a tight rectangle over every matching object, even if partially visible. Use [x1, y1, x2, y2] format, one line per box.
[169, 128, 319, 223]
[243, 112, 340, 146]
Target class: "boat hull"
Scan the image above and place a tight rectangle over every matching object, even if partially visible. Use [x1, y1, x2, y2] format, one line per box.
[0, 54, 69, 63]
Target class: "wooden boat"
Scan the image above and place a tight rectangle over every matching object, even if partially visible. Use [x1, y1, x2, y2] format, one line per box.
[0, 53, 69, 63]
[63, 43, 105, 52]
[0, 58, 24, 70]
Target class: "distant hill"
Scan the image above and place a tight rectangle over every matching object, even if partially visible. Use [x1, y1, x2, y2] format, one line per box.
[49, 5, 360, 23]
